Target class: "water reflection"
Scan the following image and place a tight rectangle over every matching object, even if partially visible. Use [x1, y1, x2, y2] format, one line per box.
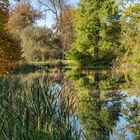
[0, 71, 79, 140]
[65, 68, 140, 140]
[0, 67, 140, 140]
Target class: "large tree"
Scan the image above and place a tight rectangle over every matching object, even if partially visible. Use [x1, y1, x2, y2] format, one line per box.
[67, 0, 121, 66]
[38, 0, 74, 58]
[6, 1, 40, 36]
[0, 0, 22, 74]
[56, 5, 75, 52]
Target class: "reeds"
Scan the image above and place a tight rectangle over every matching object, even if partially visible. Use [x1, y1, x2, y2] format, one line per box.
[0, 76, 81, 140]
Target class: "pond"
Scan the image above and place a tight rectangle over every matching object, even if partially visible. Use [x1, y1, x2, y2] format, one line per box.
[0, 67, 140, 140]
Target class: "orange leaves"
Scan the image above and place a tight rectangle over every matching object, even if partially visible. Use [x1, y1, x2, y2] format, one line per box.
[62, 5, 74, 23]
[0, 1, 22, 74]
[59, 5, 75, 29]
[6, 2, 40, 34]
[0, 32, 22, 74]
[57, 5, 75, 51]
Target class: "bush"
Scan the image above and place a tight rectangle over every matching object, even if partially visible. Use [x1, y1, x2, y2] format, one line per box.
[21, 26, 62, 61]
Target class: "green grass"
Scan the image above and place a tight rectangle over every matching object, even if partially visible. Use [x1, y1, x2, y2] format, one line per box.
[17, 60, 111, 72]
[27, 60, 80, 68]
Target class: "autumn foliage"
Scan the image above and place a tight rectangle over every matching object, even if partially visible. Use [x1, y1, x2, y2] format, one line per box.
[0, 0, 22, 74]
[56, 5, 75, 51]
[6, 1, 40, 34]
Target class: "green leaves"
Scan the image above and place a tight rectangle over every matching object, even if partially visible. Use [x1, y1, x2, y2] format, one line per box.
[20, 26, 62, 61]
[68, 0, 121, 66]
[119, 1, 140, 66]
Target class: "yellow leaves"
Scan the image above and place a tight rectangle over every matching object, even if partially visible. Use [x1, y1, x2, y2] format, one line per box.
[124, 4, 140, 16]
[124, 8, 132, 15]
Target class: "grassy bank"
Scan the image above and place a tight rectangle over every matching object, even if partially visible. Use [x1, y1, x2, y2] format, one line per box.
[14, 60, 111, 74]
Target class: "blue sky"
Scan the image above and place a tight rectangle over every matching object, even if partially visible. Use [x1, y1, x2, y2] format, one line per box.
[38, 0, 79, 27]
[34, 0, 79, 28]
[9, 0, 79, 28]
[9, 0, 140, 28]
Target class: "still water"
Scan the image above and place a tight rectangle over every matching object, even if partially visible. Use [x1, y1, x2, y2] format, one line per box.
[0, 67, 140, 140]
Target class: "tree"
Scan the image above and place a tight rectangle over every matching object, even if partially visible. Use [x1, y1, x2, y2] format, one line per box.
[118, 2, 140, 66]
[67, 0, 121, 66]
[65, 68, 123, 139]
[0, 0, 22, 74]
[38, 0, 72, 59]
[38, 0, 68, 23]
[6, 1, 40, 35]
[56, 5, 75, 52]
[122, 99, 140, 140]
[20, 26, 62, 61]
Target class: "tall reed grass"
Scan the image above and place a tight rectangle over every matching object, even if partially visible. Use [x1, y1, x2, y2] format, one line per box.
[0, 75, 81, 140]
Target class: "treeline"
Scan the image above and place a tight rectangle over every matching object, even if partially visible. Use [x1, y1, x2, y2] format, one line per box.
[0, 0, 140, 73]
[67, 0, 140, 67]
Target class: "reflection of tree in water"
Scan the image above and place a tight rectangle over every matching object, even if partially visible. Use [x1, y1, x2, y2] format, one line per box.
[121, 99, 140, 140]
[1, 67, 140, 139]
[66, 69, 124, 140]
[113, 67, 140, 95]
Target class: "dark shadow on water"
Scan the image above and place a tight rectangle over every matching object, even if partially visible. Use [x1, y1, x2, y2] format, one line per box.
[12, 63, 42, 74]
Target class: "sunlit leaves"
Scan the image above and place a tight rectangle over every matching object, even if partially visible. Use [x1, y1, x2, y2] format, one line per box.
[119, 2, 140, 66]
[67, 0, 121, 66]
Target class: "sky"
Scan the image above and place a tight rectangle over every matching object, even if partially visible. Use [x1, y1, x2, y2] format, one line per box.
[36, 0, 79, 28]
[9, 0, 79, 28]
[10, 0, 140, 28]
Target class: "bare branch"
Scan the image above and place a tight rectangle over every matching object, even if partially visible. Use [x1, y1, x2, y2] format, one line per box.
[38, 0, 57, 15]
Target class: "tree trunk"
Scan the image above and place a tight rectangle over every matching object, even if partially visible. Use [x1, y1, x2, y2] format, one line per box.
[94, 19, 100, 59]
[94, 36, 99, 59]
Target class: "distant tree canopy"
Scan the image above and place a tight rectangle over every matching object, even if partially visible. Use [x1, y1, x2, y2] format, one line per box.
[6, 1, 40, 35]
[5, 1, 63, 62]
[0, 0, 22, 74]
[21, 26, 62, 61]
